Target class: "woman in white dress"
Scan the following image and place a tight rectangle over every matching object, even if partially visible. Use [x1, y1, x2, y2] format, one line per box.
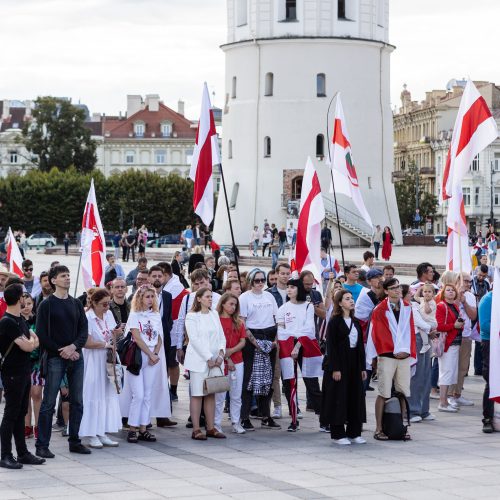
[80, 288, 123, 448]
[184, 287, 226, 440]
[120, 284, 171, 443]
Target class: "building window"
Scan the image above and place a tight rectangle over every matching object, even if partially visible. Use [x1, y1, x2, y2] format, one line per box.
[230, 182, 240, 209]
[216, 177, 221, 193]
[338, 0, 346, 19]
[285, 0, 297, 20]
[401, 159, 406, 170]
[471, 154, 480, 172]
[155, 149, 166, 164]
[475, 187, 480, 206]
[316, 134, 324, 158]
[9, 151, 18, 164]
[264, 136, 271, 157]
[125, 150, 135, 164]
[228, 140, 233, 159]
[462, 187, 471, 206]
[186, 148, 193, 165]
[494, 153, 500, 171]
[236, 0, 248, 25]
[368, 176, 372, 189]
[134, 122, 145, 137]
[377, 0, 384, 26]
[231, 76, 237, 99]
[265, 72, 274, 96]
[317, 73, 326, 97]
[161, 122, 172, 137]
[291, 176, 303, 200]
[495, 187, 500, 206]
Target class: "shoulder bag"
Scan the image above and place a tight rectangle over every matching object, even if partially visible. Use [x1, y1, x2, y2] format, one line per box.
[203, 365, 230, 395]
[431, 303, 448, 358]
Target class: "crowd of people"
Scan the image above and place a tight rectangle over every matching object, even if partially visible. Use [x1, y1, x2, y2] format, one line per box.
[0, 240, 497, 470]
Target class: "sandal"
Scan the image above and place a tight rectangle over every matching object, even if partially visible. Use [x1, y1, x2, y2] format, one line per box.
[373, 431, 389, 441]
[127, 430, 138, 443]
[206, 428, 226, 439]
[191, 429, 207, 441]
[138, 430, 156, 442]
[403, 433, 412, 441]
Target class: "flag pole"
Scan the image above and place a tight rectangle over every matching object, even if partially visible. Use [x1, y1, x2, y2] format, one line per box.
[73, 251, 82, 297]
[326, 92, 346, 269]
[218, 162, 241, 283]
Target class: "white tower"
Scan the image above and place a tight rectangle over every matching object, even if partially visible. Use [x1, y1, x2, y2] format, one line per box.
[214, 0, 402, 246]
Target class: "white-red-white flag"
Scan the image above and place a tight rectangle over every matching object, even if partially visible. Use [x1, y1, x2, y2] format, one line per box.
[442, 79, 498, 200]
[81, 179, 106, 289]
[489, 267, 500, 402]
[329, 93, 372, 228]
[295, 157, 325, 286]
[190, 83, 221, 226]
[6, 227, 23, 278]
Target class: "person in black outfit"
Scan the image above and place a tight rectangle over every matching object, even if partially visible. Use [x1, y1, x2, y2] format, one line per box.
[0, 284, 45, 468]
[323, 289, 366, 444]
[35, 266, 90, 458]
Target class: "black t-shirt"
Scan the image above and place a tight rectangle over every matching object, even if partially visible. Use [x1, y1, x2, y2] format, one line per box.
[0, 313, 31, 376]
[118, 302, 129, 324]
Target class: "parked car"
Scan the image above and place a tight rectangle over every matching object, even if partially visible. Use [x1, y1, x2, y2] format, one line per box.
[434, 234, 448, 245]
[147, 234, 181, 247]
[26, 233, 57, 248]
[402, 228, 424, 237]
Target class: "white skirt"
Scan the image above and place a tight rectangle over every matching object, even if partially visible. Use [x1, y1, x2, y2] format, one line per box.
[438, 344, 460, 386]
[189, 366, 210, 397]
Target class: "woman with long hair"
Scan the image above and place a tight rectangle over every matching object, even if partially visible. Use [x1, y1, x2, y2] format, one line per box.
[381, 226, 394, 261]
[215, 293, 246, 434]
[184, 287, 227, 440]
[80, 288, 123, 448]
[323, 289, 366, 445]
[120, 284, 171, 443]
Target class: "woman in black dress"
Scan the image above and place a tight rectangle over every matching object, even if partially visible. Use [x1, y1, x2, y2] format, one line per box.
[323, 289, 366, 445]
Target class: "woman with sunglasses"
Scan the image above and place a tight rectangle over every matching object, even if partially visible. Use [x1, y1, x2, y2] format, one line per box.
[239, 269, 280, 431]
[79, 288, 123, 448]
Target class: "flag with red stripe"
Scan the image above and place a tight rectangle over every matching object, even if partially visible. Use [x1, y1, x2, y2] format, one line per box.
[295, 157, 325, 286]
[6, 227, 23, 278]
[81, 179, 106, 289]
[190, 83, 221, 226]
[329, 93, 372, 228]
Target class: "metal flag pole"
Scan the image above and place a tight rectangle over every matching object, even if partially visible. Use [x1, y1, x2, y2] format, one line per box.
[73, 251, 82, 297]
[325, 92, 346, 269]
[217, 162, 241, 283]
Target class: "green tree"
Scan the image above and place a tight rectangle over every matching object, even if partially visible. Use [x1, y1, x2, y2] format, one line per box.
[395, 162, 438, 228]
[21, 96, 97, 173]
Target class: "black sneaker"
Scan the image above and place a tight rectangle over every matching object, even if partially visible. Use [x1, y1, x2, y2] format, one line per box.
[319, 424, 330, 433]
[250, 408, 262, 419]
[287, 422, 299, 432]
[0, 455, 22, 469]
[17, 452, 46, 465]
[69, 443, 91, 454]
[483, 419, 494, 434]
[36, 447, 55, 459]
[241, 419, 255, 431]
[261, 418, 281, 430]
[366, 386, 375, 392]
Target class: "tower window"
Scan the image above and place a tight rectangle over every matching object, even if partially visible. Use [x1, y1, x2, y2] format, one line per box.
[161, 122, 172, 137]
[338, 0, 346, 19]
[236, 0, 248, 26]
[285, 0, 297, 21]
[228, 139, 233, 159]
[231, 76, 237, 99]
[317, 73, 326, 97]
[291, 176, 303, 200]
[264, 136, 271, 157]
[134, 122, 145, 137]
[265, 72, 274, 96]
[316, 134, 324, 158]
[230, 182, 240, 209]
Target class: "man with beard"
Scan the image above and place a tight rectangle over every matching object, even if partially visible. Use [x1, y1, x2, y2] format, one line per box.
[34, 272, 53, 311]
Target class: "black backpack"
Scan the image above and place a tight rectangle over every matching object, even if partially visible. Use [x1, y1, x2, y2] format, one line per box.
[382, 392, 410, 440]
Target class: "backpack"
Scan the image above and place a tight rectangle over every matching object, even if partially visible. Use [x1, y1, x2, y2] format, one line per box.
[382, 392, 411, 440]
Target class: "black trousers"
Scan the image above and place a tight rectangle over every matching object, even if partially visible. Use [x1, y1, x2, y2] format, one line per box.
[0, 372, 30, 459]
[241, 328, 277, 421]
[331, 421, 362, 440]
[482, 340, 494, 421]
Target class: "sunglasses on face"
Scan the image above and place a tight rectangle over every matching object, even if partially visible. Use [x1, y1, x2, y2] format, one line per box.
[253, 278, 266, 284]
[24, 268, 33, 272]
[387, 285, 402, 291]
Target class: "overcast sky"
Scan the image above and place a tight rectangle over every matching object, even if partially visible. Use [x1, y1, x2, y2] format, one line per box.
[0, 0, 498, 118]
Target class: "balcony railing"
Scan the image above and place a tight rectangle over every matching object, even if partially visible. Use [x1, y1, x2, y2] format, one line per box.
[392, 170, 406, 181]
[419, 166, 436, 176]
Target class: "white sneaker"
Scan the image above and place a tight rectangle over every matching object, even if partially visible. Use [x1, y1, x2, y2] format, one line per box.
[438, 404, 458, 413]
[297, 409, 303, 420]
[410, 415, 422, 423]
[455, 396, 474, 406]
[422, 414, 436, 421]
[232, 423, 246, 434]
[272, 406, 282, 419]
[98, 434, 119, 447]
[350, 436, 366, 444]
[333, 438, 351, 445]
[88, 436, 103, 448]
[447, 397, 459, 408]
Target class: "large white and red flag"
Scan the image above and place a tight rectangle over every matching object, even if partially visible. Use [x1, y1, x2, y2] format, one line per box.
[489, 267, 500, 402]
[190, 83, 221, 226]
[6, 227, 23, 278]
[329, 93, 372, 228]
[445, 187, 471, 273]
[295, 157, 325, 286]
[81, 179, 106, 289]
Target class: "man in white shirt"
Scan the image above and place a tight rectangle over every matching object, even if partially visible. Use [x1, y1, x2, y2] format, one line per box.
[360, 251, 375, 273]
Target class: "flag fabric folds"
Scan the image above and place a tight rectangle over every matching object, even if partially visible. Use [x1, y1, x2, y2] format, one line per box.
[329, 93, 373, 229]
[190, 83, 221, 227]
[6, 227, 24, 278]
[81, 179, 106, 289]
[489, 267, 500, 402]
[295, 157, 325, 286]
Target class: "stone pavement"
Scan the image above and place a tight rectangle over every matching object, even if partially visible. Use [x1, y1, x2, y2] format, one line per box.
[2, 371, 500, 499]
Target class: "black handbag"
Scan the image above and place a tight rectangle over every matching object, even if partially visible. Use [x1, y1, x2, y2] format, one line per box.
[116, 332, 142, 376]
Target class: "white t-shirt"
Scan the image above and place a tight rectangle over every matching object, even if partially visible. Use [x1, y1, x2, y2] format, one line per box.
[127, 310, 163, 348]
[276, 301, 314, 340]
[344, 317, 358, 347]
[459, 290, 477, 338]
[239, 290, 277, 329]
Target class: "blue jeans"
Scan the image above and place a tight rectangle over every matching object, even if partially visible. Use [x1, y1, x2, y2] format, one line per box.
[278, 241, 286, 255]
[36, 356, 84, 448]
[271, 250, 279, 270]
[252, 240, 259, 256]
[431, 357, 439, 389]
[409, 335, 432, 417]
